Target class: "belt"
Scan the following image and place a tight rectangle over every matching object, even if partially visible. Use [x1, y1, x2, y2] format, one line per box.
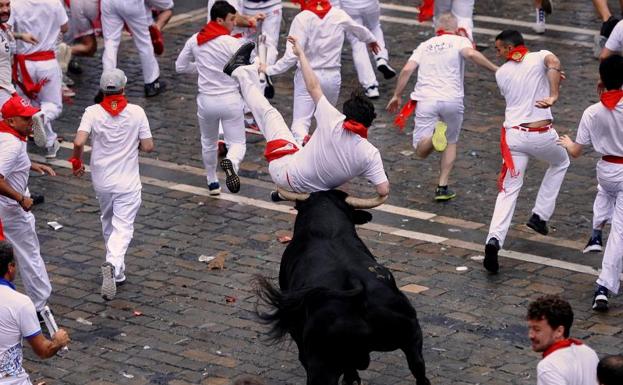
[511, 124, 551, 133]
[602, 155, 623, 164]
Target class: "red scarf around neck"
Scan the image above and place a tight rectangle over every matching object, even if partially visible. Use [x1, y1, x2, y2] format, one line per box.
[542, 338, 583, 358]
[343, 119, 368, 139]
[100, 95, 128, 116]
[507, 45, 529, 62]
[293, 0, 332, 19]
[436, 29, 455, 36]
[197, 21, 230, 45]
[601, 89, 623, 110]
[0, 120, 26, 141]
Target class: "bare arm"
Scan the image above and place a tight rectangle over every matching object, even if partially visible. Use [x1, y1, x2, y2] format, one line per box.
[289, 36, 323, 104]
[0, 175, 31, 210]
[461, 47, 499, 72]
[557, 135, 583, 158]
[535, 53, 562, 108]
[27, 329, 70, 359]
[386, 60, 418, 113]
[139, 138, 154, 153]
[375, 181, 390, 197]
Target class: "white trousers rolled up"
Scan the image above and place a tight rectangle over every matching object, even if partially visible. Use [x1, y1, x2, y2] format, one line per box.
[486, 128, 570, 247]
[197, 93, 246, 184]
[0, 204, 51, 311]
[595, 161, 623, 294]
[96, 189, 142, 281]
[101, 0, 160, 84]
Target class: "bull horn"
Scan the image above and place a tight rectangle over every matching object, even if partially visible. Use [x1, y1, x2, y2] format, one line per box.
[345, 194, 388, 209]
[276, 187, 310, 201]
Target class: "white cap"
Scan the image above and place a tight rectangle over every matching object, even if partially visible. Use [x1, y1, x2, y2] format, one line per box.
[100, 69, 127, 92]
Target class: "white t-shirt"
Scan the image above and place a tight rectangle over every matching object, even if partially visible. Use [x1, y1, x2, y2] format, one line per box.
[77, 103, 152, 193]
[496, 50, 554, 128]
[8, 0, 68, 55]
[335, 0, 379, 10]
[537, 344, 599, 385]
[267, 7, 376, 75]
[175, 33, 243, 96]
[285, 96, 387, 192]
[408, 34, 472, 102]
[605, 20, 623, 53]
[0, 27, 16, 93]
[0, 133, 30, 207]
[576, 99, 623, 156]
[243, 0, 281, 10]
[0, 282, 41, 382]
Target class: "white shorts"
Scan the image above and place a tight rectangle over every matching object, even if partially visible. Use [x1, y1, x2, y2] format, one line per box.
[412, 100, 464, 147]
[68, 0, 101, 39]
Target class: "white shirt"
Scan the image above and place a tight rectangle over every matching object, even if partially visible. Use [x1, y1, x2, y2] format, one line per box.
[8, 0, 68, 55]
[0, 27, 16, 93]
[576, 99, 623, 156]
[0, 281, 41, 381]
[77, 103, 152, 193]
[335, 0, 378, 10]
[243, 0, 281, 10]
[285, 96, 387, 192]
[537, 344, 599, 385]
[605, 20, 623, 53]
[266, 7, 376, 75]
[409, 34, 473, 102]
[175, 33, 243, 96]
[0, 133, 30, 207]
[496, 50, 554, 128]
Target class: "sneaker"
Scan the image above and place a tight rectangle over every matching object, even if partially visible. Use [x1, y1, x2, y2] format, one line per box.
[220, 158, 240, 193]
[63, 74, 74, 87]
[149, 24, 164, 56]
[526, 213, 548, 235]
[592, 285, 609, 312]
[270, 190, 284, 202]
[365, 85, 380, 99]
[62, 83, 76, 98]
[533, 8, 546, 34]
[223, 42, 256, 76]
[484, 237, 500, 273]
[376, 58, 396, 80]
[434, 185, 456, 201]
[541, 0, 553, 14]
[101, 262, 116, 301]
[208, 181, 221, 196]
[594, 34, 607, 59]
[144, 78, 166, 97]
[45, 139, 61, 159]
[31, 112, 47, 148]
[431, 121, 448, 152]
[68, 59, 82, 75]
[583, 234, 603, 253]
[217, 140, 228, 157]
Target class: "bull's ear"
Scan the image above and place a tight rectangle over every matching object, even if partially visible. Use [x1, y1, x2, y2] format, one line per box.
[352, 210, 372, 225]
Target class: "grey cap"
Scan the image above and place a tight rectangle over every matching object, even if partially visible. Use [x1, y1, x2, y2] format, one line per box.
[100, 69, 127, 92]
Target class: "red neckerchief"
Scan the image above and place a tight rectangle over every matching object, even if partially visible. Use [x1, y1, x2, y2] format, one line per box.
[507, 45, 529, 62]
[542, 339, 583, 358]
[394, 100, 417, 131]
[342, 119, 368, 139]
[418, 0, 434, 22]
[197, 21, 230, 45]
[436, 29, 455, 36]
[99, 94, 128, 116]
[600, 89, 623, 110]
[0, 120, 26, 141]
[293, 0, 332, 19]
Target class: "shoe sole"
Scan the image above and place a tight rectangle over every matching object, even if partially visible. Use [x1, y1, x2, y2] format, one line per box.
[223, 42, 256, 76]
[220, 159, 240, 193]
[432, 121, 448, 152]
[32, 113, 47, 148]
[583, 244, 603, 253]
[101, 263, 116, 301]
[526, 221, 548, 236]
[377, 64, 396, 80]
[592, 299, 608, 312]
[45, 142, 60, 159]
[209, 188, 221, 196]
[434, 193, 456, 202]
[483, 243, 499, 273]
[144, 83, 166, 98]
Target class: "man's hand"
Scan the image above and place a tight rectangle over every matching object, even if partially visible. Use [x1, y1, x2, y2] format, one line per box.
[386, 95, 401, 113]
[19, 195, 33, 211]
[288, 35, 302, 57]
[259, 63, 268, 73]
[53, 329, 70, 348]
[368, 41, 381, 55]
[31, 163, 56, 176]
[249, 13, 266, 26]
[18, 33, 39, 45]
[69, 157, 85, 177]
[557, 134, 574, 149]
[535, 96, 557, 109]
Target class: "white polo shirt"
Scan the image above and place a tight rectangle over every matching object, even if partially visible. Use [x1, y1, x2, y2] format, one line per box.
[576, 99, 623, 156]
[8, 0, 68, 55]
[0, 133, 30, 207]
[77, 103, 152, 193]
[0, 280, 41, 383]
[175, 33, 243, 96]
[496, 50, 554, 128]
[537, 344, 599, 385]
[409, 34, 473, 103]
[605, 20, 623, 53]
[285, 96, 387, 192]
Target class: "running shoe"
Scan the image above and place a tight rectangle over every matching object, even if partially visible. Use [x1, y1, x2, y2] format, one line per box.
[484, 237, 500, 274]
[583, 234, 603, 253]
[592, 285, 609, 312]
[434, 185, 456, 202]
[432, 121, 448, 152]
[220, 159, 240, 193]
[526, 213, 549, 235]
[101, 262, 116, 301]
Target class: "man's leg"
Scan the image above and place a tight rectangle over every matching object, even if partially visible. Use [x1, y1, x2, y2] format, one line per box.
[108, 190, 142, 282]
[26, 60, 62, 151]
[593, 0, 612, 21]
[596, 185, 623, 298]
[124, 5, 160, 85]
[291, 70, 316, 145]
[412, 100, 438, 159]
[197, 94, 221, 186]
[344, 7, 378, 92]
[101, 0, 125, 72]
[220, 94, 247, 173]
[437, 101, 464, 188]
[451, 0, 475, 41]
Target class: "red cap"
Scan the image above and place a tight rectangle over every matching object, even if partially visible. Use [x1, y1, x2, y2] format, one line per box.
[1, 95, 39, 119]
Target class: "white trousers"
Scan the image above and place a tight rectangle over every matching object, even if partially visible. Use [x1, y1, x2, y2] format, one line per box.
[197, 93, 246, 184]
[413, 100, 464, 146]
[17, 60, 62, 147]
[595, 161, 623, 293]
[243, 4, 282, 66]
[291, 68, 341, 144]
[343, 2, 388, 89]
[96, 189, 142, 281]
[0, 204, 51, 311]
[592, 184, 614, 229]
[486, 128, 570, 246]
[101, 0, 160, 84]
[434, 0, 475, 41]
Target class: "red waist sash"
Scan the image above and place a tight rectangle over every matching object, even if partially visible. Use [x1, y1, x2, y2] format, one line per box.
[12, 51, 56, 99]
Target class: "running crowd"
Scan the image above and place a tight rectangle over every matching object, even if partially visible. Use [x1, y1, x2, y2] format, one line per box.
[0, 0, 623, 384]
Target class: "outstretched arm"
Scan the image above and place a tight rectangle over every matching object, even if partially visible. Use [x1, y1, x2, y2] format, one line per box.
[289, 36, 323, 104]
[535, 53, 562, 108]
[387, 60, 418, 113]
[461, 47, 498, 72]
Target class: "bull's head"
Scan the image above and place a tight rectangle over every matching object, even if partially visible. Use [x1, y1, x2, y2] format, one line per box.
[276, 188, 387, 210]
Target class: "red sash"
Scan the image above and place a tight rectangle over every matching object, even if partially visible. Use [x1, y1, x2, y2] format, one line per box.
[418, 0, 434, 22]
[542, 339, 583, 358]
[12, 51, 55, 99]
[507, 45, 529, 62]
[99, 95, 128, 116]
[342, 119, 368, 139]
[68, 157, 83, 172]
[603, 155, 623, 164]
[293, 0, 332, 19]
[0, 120, 26, 142]
[436, 29, 455, 36]
[600, 90, 623, 110]
[197, 21, 230, 45]
[265, 139, 300, 162]
[394, 100, 417, 131]
[0, 218, 4, 241]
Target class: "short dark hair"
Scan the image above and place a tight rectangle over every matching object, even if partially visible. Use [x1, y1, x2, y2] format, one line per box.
[495, 30, 524, 47]
[0, 240, 14, 277]
[599, 55, 623, 91]
[598, 355, 623, 385]
[342, 91, 377, 128]
[527, 295, 574, 338]
[210, 1, 237, 21]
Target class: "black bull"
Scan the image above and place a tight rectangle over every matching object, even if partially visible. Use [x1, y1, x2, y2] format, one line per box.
[256, 190, 431, 385]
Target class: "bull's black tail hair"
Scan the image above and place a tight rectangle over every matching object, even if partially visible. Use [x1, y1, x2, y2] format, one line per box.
[254, 275, 364, 342]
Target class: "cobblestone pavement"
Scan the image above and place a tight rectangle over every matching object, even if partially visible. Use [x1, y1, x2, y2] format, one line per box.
[16, 1, 623, 384]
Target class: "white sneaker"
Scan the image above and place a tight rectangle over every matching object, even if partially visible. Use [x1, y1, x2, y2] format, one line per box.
[101, 262, 117, 301]
[45, 139, 60, 159]
[62, 83, 76, 98]
[533, 8, 546, 34]
[32, 112, 47, 148]
[365, 85, 380, 99]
